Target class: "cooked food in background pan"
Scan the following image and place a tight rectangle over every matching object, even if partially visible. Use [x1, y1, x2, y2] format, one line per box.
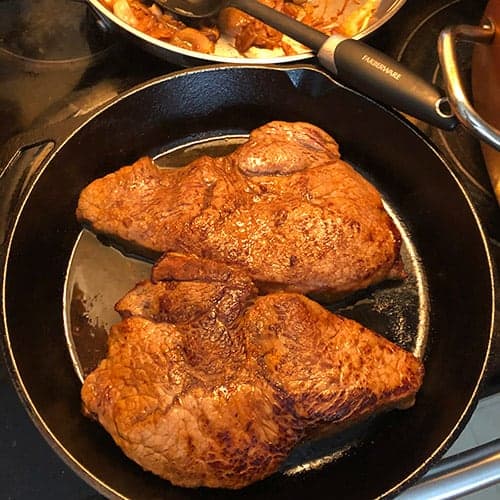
[81, 253, 424, 489]
[98, 0, 381, 56]
[77, 121, 404, 300]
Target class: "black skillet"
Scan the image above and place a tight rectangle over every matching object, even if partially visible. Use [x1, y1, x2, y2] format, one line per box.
[0, 64, 495, 499]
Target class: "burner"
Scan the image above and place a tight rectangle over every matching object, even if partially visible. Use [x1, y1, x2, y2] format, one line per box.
[0, 0, 121, 144]
[0, 0, 111, 63]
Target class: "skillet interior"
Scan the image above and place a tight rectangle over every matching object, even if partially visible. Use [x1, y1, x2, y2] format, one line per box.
[1, 65, 494, 499]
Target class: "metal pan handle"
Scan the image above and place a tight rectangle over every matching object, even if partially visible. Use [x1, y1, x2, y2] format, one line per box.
[399, 438, 500, 499]
[438, 20, 500, 151]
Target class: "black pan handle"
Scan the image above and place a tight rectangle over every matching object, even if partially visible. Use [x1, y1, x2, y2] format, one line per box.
[317, 36, 458, 131]
[230, 0, 457, 130]
[0, 116, 87, 248]
[0, 140, 54, 249]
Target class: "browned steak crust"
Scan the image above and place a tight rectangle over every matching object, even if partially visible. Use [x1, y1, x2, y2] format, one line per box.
[82, 253, 423, 489]
[77, 121, 404, 298]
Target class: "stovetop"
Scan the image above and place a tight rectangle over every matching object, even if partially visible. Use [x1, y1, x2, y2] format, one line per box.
[0, 0, 498, 497]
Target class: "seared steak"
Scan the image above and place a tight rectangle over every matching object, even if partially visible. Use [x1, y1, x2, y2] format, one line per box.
[77, 121, 404, 299]
[82, 253, 424, 489]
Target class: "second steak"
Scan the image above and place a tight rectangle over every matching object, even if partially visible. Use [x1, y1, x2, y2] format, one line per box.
[77, 121, 404, 298]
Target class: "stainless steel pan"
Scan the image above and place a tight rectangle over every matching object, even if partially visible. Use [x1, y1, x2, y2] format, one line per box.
[86, 0, 407, 66]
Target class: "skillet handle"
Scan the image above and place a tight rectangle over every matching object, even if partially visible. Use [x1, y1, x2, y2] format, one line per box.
[317, 36, 458, 131]
[0, 116, 86, 247]
[0, 140, 56, 249]
[438, 20, 500, 151]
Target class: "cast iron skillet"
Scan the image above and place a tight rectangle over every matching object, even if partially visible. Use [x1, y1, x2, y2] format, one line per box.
[0, 64, 495, 499]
